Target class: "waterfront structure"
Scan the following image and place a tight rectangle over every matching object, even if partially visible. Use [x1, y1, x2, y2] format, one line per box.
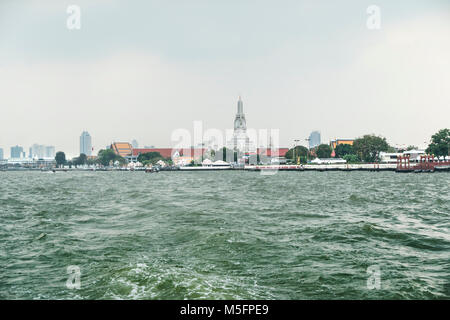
[228, 96, 253, 153]
[4, 158, 56, 168]
[380, 150, 426, 163]
[403, 149, 426, 161]
[80, 131, 92, 156]
[308, 131, 321, 149]
[10, 145, 24, 159]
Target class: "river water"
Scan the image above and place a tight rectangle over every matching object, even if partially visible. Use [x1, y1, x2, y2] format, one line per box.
[1, 171, 449, 299]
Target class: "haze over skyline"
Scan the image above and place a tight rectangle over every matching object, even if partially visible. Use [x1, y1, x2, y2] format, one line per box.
[1, 0, 449, 158]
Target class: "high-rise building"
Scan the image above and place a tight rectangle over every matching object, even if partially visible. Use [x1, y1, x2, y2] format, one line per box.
[80, 131, 92, 156]
[0, 148, 3, 160]
[45, 146, 56, 158]
[309, 131, 321, 149]
[29, 144, 45, 159]
[29, 144, 56, 159]
[11, 145, 24, 159]
[131, 139, 139, 149]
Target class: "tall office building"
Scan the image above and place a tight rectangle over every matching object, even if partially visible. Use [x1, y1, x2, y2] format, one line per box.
[29, 144, 56, 159]
[80, 131, 92, 156]
[11, 145, 24, 159]
[308, 131, 321, 149]
[0, 148, 3, 160]
[131, 139, 139, 149]
[45, 146, 56, 158]
[29, 144, 45, 159]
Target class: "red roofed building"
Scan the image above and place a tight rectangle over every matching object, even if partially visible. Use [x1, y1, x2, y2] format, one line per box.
[132, 148, 207, 159]
[256, 148, 289, 158]
[111, 142, 133, 157]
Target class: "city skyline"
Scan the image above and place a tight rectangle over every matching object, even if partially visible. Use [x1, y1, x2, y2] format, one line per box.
[0, 1, 449, 157]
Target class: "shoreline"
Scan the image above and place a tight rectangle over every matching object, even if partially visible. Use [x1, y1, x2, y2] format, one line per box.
[1, 163, 449, 173]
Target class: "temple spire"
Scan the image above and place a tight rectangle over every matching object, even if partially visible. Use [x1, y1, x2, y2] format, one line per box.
[237, 96, 243, 115]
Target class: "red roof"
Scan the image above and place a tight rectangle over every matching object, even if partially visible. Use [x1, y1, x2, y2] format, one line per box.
[132, 148, 206, 159]
[256, 148, 289, 157]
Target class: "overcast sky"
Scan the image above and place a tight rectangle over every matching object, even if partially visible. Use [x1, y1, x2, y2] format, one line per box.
[0, 0, 449, 158]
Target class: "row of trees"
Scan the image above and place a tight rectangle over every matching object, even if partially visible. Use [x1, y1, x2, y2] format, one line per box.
[54, 149, 128, 168]
[285, 134, 391, 164]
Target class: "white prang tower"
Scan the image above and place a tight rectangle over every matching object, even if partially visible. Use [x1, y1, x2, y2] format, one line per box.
[229, 96, 252, 153]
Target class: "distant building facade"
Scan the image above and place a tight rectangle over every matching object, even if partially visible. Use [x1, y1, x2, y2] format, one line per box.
[29, 144, 44, 159]
[11, 145, 24, 159]
[80, 131, 92, 156]
[330, 139, 354, 149]
[28, 144, 56, 159]
[0, 148, 3, 160]
[309, 131, 321, 149]
[131, 139, 139, 149]
[45, 146, 56, 158]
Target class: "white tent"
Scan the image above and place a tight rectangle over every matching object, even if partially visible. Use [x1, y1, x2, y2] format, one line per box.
[311, 158, 346, 164]
[310, 158, 323, 164]
[202, 159, 213, 166]
[212, 160, 230, 167]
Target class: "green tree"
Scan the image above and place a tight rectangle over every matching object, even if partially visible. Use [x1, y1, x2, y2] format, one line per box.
[426, 128, 450, 157]
[334, 144, 354, 158]
[97, 149, 126, 166]
[285, 145, 309, 164]
[73, 153, 87, 166]
[55, 151, 66, 168]
[316, 144, 332, 158]
[343, 154, 360, 164]
[78, 153, 87, 165]
[353, 135, 390, 162]
[86, 157, 97, 166]
[137, 152, 165, 164]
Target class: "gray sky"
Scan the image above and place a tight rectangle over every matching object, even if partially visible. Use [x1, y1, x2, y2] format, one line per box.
[0, 0, 449, 158]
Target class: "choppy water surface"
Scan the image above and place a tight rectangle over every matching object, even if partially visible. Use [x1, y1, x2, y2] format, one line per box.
[0, 171, 449, 299]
